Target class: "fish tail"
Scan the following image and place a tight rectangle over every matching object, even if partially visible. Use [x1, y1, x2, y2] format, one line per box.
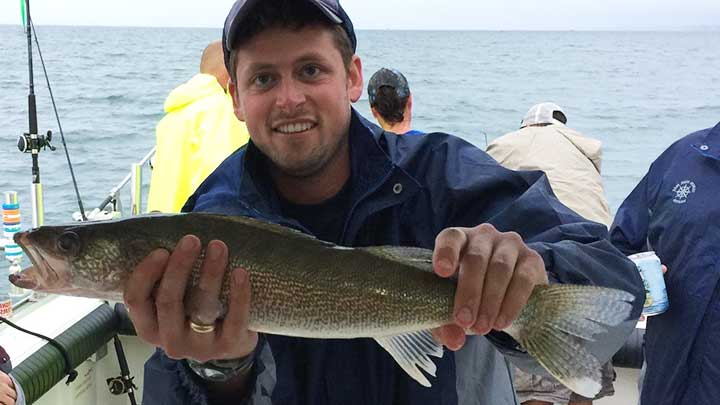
[508, 285, 635, 398]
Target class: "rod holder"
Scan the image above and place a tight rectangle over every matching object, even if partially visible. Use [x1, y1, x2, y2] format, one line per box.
[130, 163, 142, 216]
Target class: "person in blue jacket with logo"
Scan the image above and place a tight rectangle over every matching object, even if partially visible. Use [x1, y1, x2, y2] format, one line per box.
[123, 1, 644, 404]
[610, 122, 720, 405]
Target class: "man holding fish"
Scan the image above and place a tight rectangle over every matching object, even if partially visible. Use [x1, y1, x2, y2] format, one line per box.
[127, 1, 644, 404]
[11, 0, 644, 404]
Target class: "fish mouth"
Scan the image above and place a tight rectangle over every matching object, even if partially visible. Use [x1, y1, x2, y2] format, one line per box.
[8, 268, 40, 289]
[12, 231, 64, 290]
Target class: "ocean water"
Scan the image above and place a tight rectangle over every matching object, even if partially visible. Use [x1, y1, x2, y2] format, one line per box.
[1, 25, 719, 294]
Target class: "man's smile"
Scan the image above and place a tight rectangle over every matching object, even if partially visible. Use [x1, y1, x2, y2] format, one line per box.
[273, 120, 317, 134]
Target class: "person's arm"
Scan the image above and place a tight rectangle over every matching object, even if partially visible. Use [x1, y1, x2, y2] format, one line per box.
[125, 237, 259, 404]
[8, 375, 24, 405]
[609, 172, 653, 255]
[0, 371, 20, 405]
[433, 192, 644, 375]
[440, 158, 645, 304]
[423, 139, 644, 368]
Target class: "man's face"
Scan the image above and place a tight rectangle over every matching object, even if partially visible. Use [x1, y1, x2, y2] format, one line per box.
[229, 25, 363, 178]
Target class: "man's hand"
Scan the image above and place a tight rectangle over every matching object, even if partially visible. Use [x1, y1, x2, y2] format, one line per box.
[124, 235, 258, 363]
[431, 224, 549, 351]
[0, 371, 17, 405]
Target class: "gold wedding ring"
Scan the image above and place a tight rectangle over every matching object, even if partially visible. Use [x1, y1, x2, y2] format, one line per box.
[189, 321, 216, 334]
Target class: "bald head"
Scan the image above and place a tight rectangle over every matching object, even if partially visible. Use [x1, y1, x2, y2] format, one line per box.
[200, 40, 230, 90]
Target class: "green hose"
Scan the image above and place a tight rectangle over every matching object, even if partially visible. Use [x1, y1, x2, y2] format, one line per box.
[10, 304, 118, 404]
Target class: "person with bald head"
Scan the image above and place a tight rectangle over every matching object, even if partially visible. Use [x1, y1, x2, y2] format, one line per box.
[147, 40, 250, 213]
[200, 40, 230, 89]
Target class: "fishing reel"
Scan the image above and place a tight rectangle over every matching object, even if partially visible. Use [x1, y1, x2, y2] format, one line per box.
[106, 375, 137, 396]
[17, 130, 56, 153]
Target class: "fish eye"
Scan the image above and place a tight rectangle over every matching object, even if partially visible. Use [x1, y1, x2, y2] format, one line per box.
[56, 231, 81, 256]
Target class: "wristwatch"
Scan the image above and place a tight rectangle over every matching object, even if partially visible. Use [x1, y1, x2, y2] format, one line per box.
[187, 354, 254, 382]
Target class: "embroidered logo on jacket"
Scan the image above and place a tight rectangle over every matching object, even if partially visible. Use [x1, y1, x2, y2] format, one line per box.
[672, 180, 696, 204]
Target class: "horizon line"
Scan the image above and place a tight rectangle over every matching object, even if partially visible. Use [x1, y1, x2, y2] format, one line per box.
[0, 22, 719, 32]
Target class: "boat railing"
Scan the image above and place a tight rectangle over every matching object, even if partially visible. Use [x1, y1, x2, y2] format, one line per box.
[75, 146, 156, 221]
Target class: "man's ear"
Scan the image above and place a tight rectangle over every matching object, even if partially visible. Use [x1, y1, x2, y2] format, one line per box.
[229, 81, 246, 122]
[347, 55, 363, 103]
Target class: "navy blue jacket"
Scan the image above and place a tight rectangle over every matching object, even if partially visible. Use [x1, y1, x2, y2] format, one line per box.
[611, 122, 720, 405]
[142, 110, 643, 405]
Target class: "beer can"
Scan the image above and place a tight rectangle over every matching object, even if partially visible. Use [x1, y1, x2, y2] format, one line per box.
[628, 251, 669, 316]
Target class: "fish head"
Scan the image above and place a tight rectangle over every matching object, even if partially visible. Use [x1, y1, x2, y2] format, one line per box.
[9, 223, 144, 300]
[10, 227, 72, 291]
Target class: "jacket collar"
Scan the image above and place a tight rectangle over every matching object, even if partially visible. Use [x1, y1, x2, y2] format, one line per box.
[692, 121, 720, 161]
[235, 109, 421, 242]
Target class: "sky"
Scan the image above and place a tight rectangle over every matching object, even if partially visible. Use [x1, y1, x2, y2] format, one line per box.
[1, 0, 719, 31]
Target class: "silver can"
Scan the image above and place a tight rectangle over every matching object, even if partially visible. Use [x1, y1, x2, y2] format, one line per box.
[628, 251, 669, 316]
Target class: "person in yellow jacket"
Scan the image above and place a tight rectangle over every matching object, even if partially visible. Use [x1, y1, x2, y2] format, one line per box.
[147, 40, 250, 213]
[487, 102, 614, 405]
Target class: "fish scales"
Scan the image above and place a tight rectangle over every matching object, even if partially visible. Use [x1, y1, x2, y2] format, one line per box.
[216, 220, 457, 337]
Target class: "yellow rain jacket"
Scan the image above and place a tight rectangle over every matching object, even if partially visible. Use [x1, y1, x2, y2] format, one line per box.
[147, 74, 249, 213]
[487, 122, 613, 226]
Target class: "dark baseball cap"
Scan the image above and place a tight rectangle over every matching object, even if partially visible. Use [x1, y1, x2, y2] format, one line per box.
[367, 68, 410, 105]
[222, 0, 357, 70]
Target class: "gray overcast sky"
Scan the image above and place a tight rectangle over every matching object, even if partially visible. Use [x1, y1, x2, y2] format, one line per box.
[1, 0, 719, 30]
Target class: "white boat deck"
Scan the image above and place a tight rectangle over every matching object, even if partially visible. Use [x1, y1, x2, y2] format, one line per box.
[1, 295, 105, 365]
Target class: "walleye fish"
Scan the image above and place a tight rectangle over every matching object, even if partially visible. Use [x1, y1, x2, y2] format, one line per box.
[9, 213, 635, 397]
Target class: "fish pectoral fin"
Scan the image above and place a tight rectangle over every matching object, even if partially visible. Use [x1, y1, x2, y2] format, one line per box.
[374, 330, 444, 387]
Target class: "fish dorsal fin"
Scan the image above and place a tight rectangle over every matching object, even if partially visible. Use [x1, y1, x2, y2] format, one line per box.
[362, 246, 434, 272]
[207, 213, 308, 235]
[192, 213, 328, 243]
[374, 330, 444, 387]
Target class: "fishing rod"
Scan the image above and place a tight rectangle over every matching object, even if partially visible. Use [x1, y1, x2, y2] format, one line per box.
[16, 0, 87, 225]
[106, 335, 138, 405]
[16, 0, 52, 228]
